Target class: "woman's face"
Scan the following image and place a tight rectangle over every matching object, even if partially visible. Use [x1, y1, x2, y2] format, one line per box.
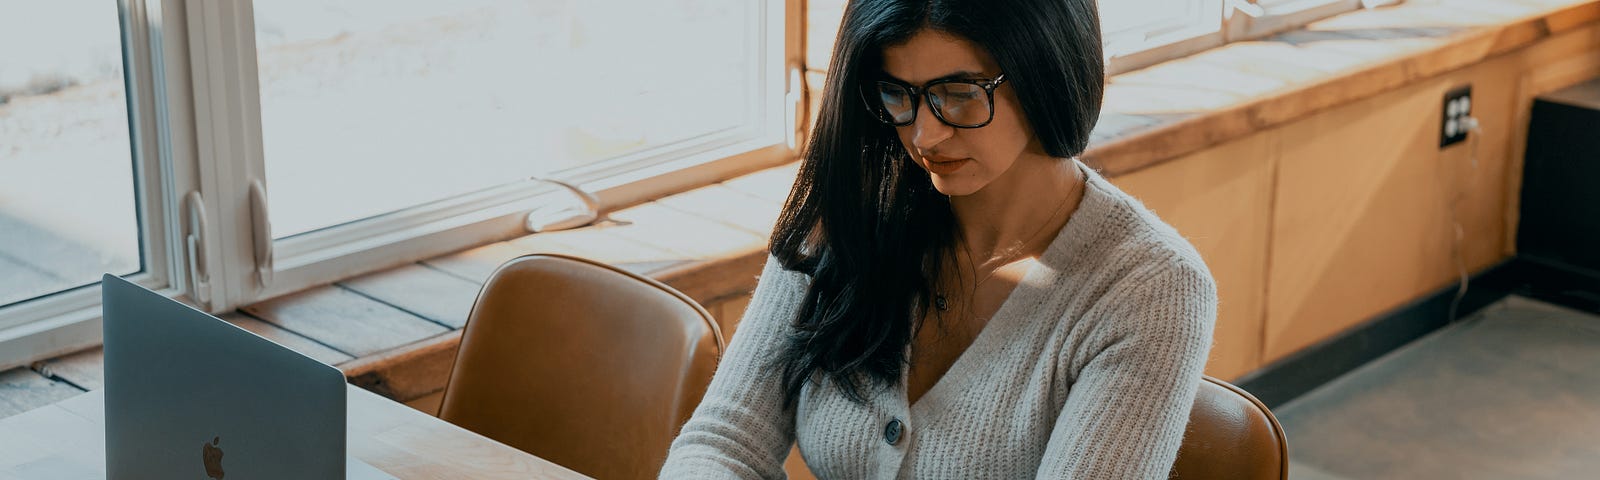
[880, 29, 1039, 197]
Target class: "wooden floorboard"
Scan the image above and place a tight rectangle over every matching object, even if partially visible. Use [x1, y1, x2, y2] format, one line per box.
[653, 183, 784, 237]
[506, 225, 687, 275]
[718, 162, 800, 204]
[31, 348, 104, 392]
[341, 264, 483, 329]
[0, 367, 84, 418]
[221, 312, 356, 366]
[424, 242, 542, 284]
[241, 286, 449, 358]
[603, 203, 766, 261]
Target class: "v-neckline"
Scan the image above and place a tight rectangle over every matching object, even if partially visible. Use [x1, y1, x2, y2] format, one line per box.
[903, 159, 1092, 413]
[906, 255, 1043, 411]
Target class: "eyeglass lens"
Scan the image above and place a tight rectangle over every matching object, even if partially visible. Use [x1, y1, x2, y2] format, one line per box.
[875, 81, 991, 127]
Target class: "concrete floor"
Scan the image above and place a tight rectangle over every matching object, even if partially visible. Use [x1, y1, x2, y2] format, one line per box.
[1276, 295, 1600, 479]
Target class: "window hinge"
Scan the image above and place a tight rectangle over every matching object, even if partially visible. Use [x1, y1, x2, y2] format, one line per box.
[1226, 0, 1266, 19]
[786, 65, 806, 151]
[248, 180, 273, 289]
[182, 191, 212, 309]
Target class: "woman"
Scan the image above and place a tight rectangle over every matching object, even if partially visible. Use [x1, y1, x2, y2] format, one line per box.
[661, 0, 1216, 478]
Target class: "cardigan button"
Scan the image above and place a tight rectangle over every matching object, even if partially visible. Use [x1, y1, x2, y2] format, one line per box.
[884, 418, 904, 445]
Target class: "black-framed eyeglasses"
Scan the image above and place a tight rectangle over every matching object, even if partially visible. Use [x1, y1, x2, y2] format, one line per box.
[860, 73, 1007, 128]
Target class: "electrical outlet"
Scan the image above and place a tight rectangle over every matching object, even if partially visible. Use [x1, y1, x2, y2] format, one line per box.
[1441, 86, 1472, 148]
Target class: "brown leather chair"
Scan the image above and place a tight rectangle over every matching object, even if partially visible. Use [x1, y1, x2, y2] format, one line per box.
[1171, 376, 1289, 480]
[438, 254, 724, 480]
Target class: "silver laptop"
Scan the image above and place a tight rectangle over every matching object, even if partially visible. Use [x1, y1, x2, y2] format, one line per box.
[101, 275, 394, 479]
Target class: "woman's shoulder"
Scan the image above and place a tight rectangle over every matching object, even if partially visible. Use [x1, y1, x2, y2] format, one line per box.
[1028, 163, 1218, 353]
[1049, 163, 1213, 290]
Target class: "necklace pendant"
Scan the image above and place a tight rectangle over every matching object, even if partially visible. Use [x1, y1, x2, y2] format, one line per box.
[934, 294, 949, 311]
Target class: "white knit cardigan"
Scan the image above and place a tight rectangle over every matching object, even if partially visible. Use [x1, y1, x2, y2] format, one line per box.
[661, 161, 1218, 479]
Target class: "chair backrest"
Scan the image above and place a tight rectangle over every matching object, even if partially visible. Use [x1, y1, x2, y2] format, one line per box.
[438, 254, 724, 480]
[1171, 376, 1289, 480]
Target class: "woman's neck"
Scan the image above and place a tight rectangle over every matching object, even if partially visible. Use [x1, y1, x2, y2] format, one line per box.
[949, 155, 1084, 266]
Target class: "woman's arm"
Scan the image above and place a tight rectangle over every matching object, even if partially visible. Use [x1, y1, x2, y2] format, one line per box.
[1035, 260, 1218, 479]
[659, 256, 810, 479]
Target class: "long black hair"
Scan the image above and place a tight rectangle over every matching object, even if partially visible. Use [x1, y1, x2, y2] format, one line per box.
[769, 0, 1104, 407]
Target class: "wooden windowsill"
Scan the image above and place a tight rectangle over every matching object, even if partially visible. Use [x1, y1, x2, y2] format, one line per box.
[11, 0, 1600, 417]
[1082, 0, 1600, 176]
[16, 163, 796, 412]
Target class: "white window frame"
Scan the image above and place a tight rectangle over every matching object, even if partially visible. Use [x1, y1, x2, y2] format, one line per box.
[0, 0, 197, 371]
[1229, 0, 1365, 40]
[1105, 0, 1227, 75]
[186, 0, 798, 309]
[0, 0, 805, 369]
[1106, 0, 1367, 75]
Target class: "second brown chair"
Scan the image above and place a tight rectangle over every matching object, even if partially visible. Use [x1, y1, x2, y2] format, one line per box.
[438, 254, 724, 480]
[1170, 375, 1290, 480]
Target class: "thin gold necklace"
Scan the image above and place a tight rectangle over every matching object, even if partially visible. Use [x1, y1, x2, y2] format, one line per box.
[934, 168, 1081, 313]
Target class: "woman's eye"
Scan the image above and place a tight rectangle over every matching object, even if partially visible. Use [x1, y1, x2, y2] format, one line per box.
[943, 91, 979, 102]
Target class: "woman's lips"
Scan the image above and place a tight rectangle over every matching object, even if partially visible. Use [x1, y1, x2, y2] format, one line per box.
[924, 157, 970, 175]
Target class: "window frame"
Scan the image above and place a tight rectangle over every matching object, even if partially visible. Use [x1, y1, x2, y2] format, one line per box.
[1, 0, 805, 366]
[183, 0, 800, 309]
[1104, 0, 1227, 75]
[1229, 0, 1365, 41]
[1105, 0, 1366, 75]
[0, 0, 194, 370]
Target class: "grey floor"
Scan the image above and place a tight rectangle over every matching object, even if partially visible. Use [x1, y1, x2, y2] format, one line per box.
[1276, 295, 1600, 479]
[0, 213, 135, 307]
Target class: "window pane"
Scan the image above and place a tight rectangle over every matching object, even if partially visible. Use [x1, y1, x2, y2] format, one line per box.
[1099, 0, 1192, 35]
[255, 0, 756, 238]
[0, 2, 142, 308]
[1098, 0, 1220, 58]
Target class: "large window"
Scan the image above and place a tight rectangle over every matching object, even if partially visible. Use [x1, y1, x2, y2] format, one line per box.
[0, 0, 797, 371]
[253, 1, 761, 238]
[230, 0, 791, 303]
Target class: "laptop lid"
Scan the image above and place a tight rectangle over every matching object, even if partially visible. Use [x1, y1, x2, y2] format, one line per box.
[101, 275, 346, 480]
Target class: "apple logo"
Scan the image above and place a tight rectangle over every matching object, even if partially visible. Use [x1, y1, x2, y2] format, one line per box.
[202, 436, 225, 479]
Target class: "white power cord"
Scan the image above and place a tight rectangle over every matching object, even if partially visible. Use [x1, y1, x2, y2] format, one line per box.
[1447, 115, 1482, 323]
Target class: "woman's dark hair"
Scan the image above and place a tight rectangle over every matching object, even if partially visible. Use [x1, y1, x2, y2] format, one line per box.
[769, 0, 1104, 407]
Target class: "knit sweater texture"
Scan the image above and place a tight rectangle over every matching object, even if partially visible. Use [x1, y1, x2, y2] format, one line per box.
[660, 160, 1218, 479]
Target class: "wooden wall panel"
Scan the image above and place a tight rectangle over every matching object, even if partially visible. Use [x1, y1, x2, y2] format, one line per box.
[1111, 134, 1277, 381]
[1268, 76, 1477, 363]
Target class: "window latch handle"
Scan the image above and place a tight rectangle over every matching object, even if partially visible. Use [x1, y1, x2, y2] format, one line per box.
[1226, 0, 1266, 18]
[248, 180, 273, 289]
[183, 191, 212, 308]
[786, 66, 806, 151]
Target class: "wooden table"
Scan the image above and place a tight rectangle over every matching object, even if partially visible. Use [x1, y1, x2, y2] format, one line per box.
[0, 384, 592, 479]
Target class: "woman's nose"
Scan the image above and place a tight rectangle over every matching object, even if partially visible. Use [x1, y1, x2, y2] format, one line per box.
[910, 100, 953, 151]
